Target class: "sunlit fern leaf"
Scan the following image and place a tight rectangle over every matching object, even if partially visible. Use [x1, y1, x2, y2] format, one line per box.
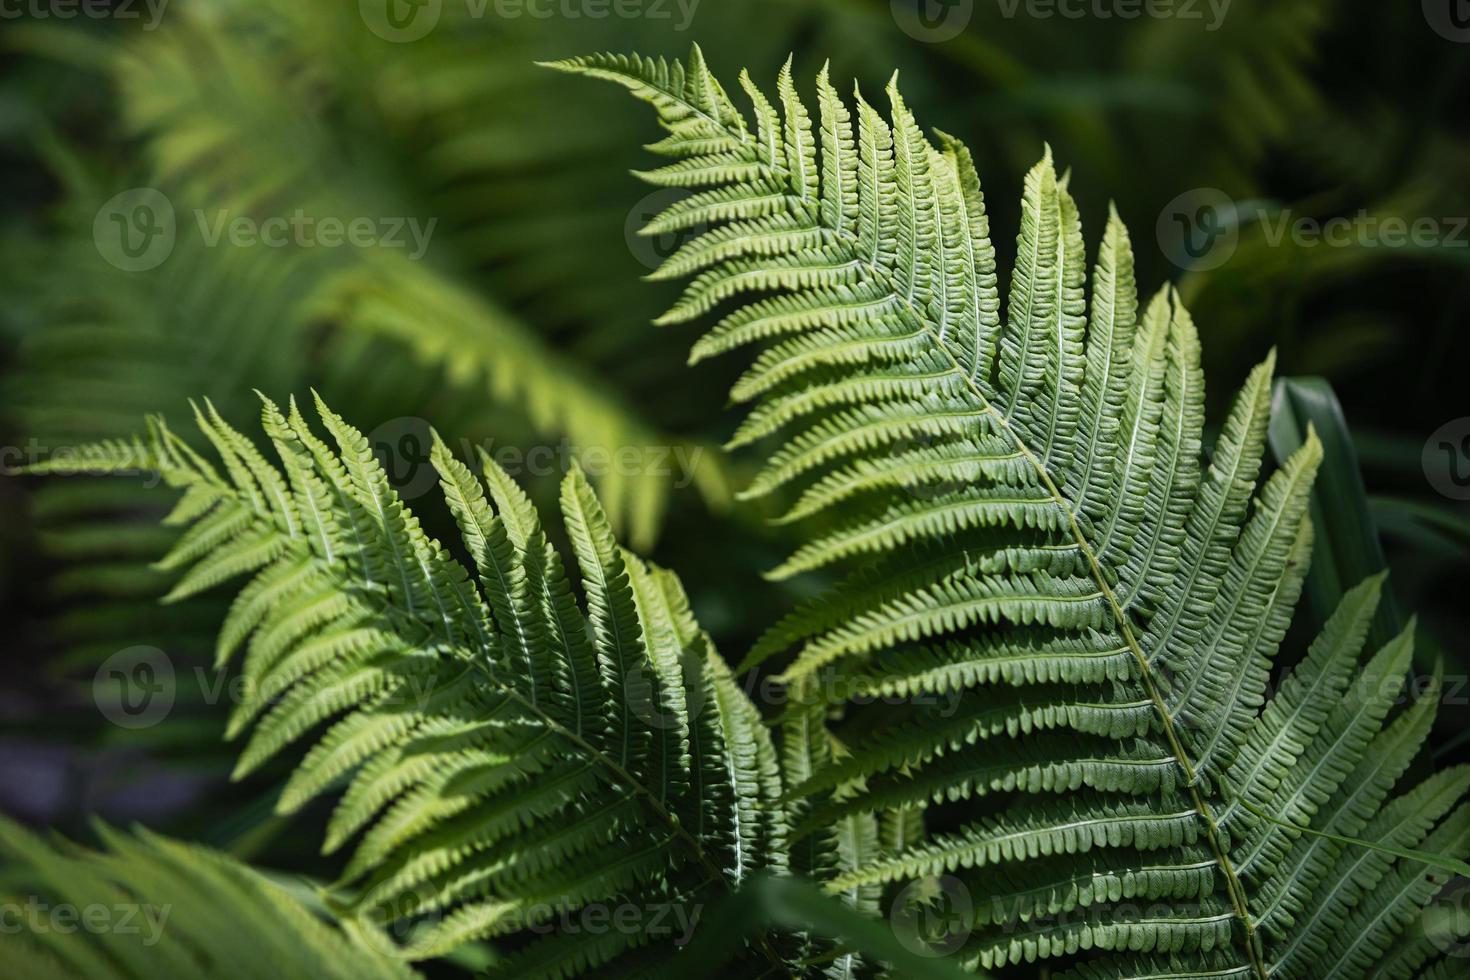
[0, 816, 418, 980]
[555, 46, 1470, 978]
[30, 396, 792, 976]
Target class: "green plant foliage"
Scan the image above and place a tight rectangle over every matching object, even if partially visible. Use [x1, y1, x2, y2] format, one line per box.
[28, 396, 798, 976]
[1269, 376, 1406, 649]
[554, 47, 1470, 978]
[2, 170, 318, 747]
[12, 2, 736, 551]
[7, 26, 1468, 980]
[0, 817, 418, 980]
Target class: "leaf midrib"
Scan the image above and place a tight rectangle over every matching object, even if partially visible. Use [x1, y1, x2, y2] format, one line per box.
[182, 465, 795, 976]
[683, 89, 1271, 977]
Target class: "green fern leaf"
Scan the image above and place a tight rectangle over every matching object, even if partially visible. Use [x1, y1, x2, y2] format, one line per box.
[60, 397, 792, 976]
[0, 817, 418, 980]
[557, 47, 1470, 979]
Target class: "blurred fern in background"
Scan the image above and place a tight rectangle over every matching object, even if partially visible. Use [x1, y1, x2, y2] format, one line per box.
[0, 0, 1465, 908]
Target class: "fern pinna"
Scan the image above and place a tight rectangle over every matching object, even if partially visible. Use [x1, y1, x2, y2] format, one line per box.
[551, 48, 1470, 978]
[46, 397, 789, 977]
[0, 817, 418, 980]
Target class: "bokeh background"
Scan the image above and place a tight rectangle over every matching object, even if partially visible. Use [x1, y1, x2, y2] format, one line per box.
[1, 0, 1467, 895]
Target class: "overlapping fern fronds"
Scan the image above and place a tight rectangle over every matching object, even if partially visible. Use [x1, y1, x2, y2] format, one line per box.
[32, 397, 790, 976]
[0, 176, 317, 762]
[556, 47, 1470, 978]
[0, 817, 417, 980]
[1, 173, 495, 776]
[94, 1, 737, 546]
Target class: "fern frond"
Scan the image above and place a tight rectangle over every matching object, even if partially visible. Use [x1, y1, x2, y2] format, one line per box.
[560, 47, 1470, 979]
[78, 396, 791, 975]
[0, 817, 417, 980]
[92, 2, 736, 547]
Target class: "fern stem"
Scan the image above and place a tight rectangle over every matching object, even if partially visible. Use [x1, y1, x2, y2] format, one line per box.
[827, 246, 1271, 977]
[595, 68, 1275, 975]
[483, 672, 796, 977]
[159, 456, 793, 974]
[985, 408, 1270, 979]
[820, 179, 1273, 980]
[783, 194, 1273, 974]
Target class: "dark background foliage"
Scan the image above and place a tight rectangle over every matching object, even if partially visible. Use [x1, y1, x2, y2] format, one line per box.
[0, 0, 1466, 901]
